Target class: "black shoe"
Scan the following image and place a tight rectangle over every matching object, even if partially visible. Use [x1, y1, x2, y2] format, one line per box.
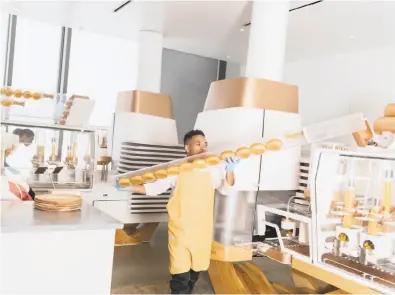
[188, 282, 195, 294]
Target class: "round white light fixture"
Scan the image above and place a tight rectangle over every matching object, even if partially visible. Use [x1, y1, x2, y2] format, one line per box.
[240, 28, 245, 32]
[226, 55, 231, 59]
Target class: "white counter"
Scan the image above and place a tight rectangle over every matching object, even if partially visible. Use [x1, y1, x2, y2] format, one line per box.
[0, 201, 123, 294]
[1, 200, 123, 233]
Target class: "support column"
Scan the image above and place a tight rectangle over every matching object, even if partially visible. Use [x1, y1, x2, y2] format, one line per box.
[136, 30, 163, 93]
[245, 1, 290, 82]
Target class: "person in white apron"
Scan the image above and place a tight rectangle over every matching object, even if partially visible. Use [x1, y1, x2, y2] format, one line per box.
[116, 130, 239, 294]
[1, 132, 35, 201]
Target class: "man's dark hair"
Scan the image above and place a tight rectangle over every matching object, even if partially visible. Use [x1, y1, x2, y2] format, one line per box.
[13, 128, 34, 138]
[23, 129, 35, 138]
[183, 129, 205, 145]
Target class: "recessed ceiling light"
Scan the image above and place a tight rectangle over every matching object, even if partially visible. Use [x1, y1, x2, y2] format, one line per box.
[240, 28, 244, 32]
[226, 55, 231, 59]
[349, 35, 355, 39]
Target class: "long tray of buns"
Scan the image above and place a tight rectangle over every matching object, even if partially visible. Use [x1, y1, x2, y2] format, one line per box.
[115, 113, 366, 186]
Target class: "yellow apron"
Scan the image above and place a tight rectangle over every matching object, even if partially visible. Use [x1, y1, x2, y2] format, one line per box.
[167, 171, 215, 275]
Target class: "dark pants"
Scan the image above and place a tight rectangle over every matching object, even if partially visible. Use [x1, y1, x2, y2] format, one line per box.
[170, 269, 200, 294]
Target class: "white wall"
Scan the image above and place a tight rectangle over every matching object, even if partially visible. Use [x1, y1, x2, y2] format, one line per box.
[284, 45, 395, 127]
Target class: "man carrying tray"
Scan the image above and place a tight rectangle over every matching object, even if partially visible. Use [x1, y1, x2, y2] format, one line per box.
[116, 129, 240, 294]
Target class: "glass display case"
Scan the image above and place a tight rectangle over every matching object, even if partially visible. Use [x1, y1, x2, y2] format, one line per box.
[310, 149, 395, 293]
[1, 121, 95, 192]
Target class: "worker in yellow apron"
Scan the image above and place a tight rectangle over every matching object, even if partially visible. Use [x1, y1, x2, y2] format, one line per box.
[116, 130, 239, 294]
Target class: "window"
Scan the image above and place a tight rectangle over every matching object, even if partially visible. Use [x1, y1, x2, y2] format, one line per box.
[9, 17, 62, 122]
[12, 17, 61, 91]
[67, 30, 138, 126]
[0, 12, 8, 85]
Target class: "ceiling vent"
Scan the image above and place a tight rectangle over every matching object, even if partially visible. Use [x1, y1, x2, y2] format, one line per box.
[242, 0, 324, 27]
[113, 1, 132, 13]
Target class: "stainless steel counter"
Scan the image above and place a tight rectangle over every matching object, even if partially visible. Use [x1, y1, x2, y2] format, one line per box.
[1, 200, 123, 233]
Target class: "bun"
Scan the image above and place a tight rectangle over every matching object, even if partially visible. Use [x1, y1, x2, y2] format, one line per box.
[154, 169, 168, 179]
[32, 92, 42, 100]
[220, 151, 235, 160]
[1, 99, 13, 107]
[130, 175, 143, 185]
[266, 139, 283, 151]
[4, 88, 13, 97]
[193, 159, 207, 169]
[236, 147, 251, 159]
[118, 177, 131, 187]
[142, 172, 156, 182]
[205, 155, 221, 166]
[14, 90, 23, 98]
[250, 143, 266, 155]
[180, 162, 193, 172]
[167, 165, 180, 175]
[23, 91, 32, 99]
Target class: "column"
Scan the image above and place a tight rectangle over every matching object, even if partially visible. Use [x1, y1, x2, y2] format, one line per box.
[245, 1, 290, 82]
[136, 30, 163, 93]
[246, 1, 291, 237]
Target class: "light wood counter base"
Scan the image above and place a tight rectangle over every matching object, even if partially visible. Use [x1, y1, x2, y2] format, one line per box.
[292, 258, 379, 294]
[115, 222, 159, 246]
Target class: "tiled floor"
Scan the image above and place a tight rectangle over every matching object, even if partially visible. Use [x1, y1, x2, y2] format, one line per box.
[111, 223, 293, 294]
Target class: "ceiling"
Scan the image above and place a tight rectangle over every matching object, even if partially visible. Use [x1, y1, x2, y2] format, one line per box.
[2, 0, 395, 64]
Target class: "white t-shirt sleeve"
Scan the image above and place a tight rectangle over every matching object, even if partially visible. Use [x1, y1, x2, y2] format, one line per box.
[211, 163, 235, 195]
[143, 176, 176, 196]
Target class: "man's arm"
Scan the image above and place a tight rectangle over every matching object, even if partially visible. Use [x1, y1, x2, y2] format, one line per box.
[215, 157, 239, 195]
[117, 177, 173, 196]
[225, 171, 235, 186]
[130, 185, 146, 194]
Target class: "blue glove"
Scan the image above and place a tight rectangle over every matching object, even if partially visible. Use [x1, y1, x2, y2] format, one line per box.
[225, 156, 240, 172]
[115, 180, 132, 192]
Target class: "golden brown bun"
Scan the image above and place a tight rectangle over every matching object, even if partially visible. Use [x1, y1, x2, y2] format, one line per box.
[1, 99, 13, 107]
[250, 143, 266, 155]
[192, 159, 207, 169]
[236, 147, 251, 159]
[167, 165, 180, 175]
[14, 90, 23, 98]
[205, 155, 221, 166]
[154, 169, 168, 179]
[180, 162, 193, 172]
[4, 88, 13, 97]
[266, 139, 283, 151]
[142, 172, 156, 182]
[220, 151, 235, 160]
[130, 175, 143, 185]
[32, 92, 42, 100]
[118, 177, 131, 187]
[1, 99, 12, 107]
[23, 91, 32, 99]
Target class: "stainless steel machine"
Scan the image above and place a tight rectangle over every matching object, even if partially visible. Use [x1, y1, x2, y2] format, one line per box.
[1, 120, 95, 193]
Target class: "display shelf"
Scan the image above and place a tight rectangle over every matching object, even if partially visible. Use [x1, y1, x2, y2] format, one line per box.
[310, 148, 395, 293]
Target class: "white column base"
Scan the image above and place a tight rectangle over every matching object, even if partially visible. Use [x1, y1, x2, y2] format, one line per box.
[136, 30, 163, 93]
[245, 1, 290, 81]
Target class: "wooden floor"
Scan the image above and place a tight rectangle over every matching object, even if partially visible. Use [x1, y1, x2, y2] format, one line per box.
[111, 223, 294, 294]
